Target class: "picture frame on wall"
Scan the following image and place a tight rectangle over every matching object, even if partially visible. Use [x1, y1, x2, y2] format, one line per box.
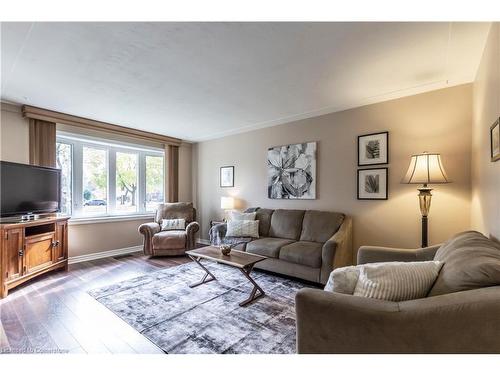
[267, 141, 317, 199]
[357, 167, 388, 200]
[358, 131, 389, 166]
[491, 118, 500, 162]
[220, 166, 234, 187]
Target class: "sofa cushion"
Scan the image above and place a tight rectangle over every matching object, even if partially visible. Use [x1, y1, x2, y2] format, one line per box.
[428, 231, 500, 296]
[152, 230, 186, 250]
[300, 210, 345, 243]
[246, 237, 295, 258]
[252, 208, 274, 237]
[269, 209, 305, 240]
[279, 241, 323, 268]
[155, 202, 193, 223]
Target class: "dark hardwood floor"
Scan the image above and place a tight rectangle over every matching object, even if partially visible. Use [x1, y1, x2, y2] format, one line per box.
[0, 252, 191, 354]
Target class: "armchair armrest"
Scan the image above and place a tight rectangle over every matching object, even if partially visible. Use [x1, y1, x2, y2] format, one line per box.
[185, 221, 200, 250]
[138, 222, 161, 255]
[357, 244, 441, 265]
[296, 286, 500, 353]
[320, 216, 353, 284]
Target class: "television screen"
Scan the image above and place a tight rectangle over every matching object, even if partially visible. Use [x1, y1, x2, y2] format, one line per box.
[0, 161, 61, 217]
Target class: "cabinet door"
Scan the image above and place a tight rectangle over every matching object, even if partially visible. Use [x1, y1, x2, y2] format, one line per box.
[2, 228, 23, 281]
[54, 221, 67, 261]
[25, 233, 55, 274]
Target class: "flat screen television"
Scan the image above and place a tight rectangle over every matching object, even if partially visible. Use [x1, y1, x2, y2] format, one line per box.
[0, 161, 61, 217]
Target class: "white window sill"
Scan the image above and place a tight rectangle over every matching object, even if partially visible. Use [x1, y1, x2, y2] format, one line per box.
[69, 213, 155, 226]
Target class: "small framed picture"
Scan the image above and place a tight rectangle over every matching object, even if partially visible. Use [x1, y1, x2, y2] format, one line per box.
[491, 118, 500, 162]
[220, 166, 234, 187]
[357, 168, 388, 200]
[358, 131, 389, 166]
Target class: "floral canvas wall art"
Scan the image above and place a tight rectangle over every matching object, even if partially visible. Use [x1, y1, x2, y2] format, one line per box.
[267, 142, 316, 199]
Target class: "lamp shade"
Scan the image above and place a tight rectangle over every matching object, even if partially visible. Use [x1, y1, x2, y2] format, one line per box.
[220, 196, 235, 210]
[401, 152, 450, 185]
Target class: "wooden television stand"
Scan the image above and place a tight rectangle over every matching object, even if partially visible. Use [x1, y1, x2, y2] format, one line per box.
[0, 215, 69, 298]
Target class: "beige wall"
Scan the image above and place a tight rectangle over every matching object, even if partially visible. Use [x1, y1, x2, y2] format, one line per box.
[0, 103, 192, 257]
[0, 103, 30, 163]
[68, 218, 152, 256]
[471, 23, 500, 242]
[196, 84, 473, 251]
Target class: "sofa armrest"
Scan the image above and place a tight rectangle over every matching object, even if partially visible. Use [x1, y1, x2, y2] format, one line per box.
[138, 222, 161, 255]
[185, 221, 200, 249]
[320, 216, 353, 284]
[357, 244, 440, 265]
[296, 286, 500, 353]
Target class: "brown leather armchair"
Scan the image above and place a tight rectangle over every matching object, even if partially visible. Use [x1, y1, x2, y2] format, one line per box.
[139, 202, 200, 256]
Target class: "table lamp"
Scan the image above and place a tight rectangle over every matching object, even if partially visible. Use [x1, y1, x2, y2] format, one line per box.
[220, 196, 235, 220]
[401, 152, 450, 247]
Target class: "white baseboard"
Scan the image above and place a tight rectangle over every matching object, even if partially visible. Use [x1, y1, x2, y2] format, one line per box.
[68, 245, 143, 264]
[68, 240, 211, 264]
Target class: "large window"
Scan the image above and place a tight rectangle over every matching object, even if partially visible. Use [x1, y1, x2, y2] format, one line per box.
[56, 133, 164, 218]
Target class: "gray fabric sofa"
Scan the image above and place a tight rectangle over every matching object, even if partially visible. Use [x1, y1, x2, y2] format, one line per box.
[210, 208, 353, 284]
[295, 231, 500, 353]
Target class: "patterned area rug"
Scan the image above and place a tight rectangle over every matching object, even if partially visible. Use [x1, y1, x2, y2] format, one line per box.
[88, 261, 314, 354]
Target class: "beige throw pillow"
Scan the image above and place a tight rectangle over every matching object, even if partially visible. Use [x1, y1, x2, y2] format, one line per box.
[228, 211, 257, 221]
[226, 220, 259, 238]
[353, 261, 443, 302]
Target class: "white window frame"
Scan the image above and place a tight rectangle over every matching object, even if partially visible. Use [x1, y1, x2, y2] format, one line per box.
[57, 132, 164, 220]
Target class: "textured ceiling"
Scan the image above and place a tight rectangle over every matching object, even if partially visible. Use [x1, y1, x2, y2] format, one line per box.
[0, 22, 491, 141]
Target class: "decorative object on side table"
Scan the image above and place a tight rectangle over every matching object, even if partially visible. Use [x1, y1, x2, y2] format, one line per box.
[357, 167, 388, 200]
[491, 118, 500, 162]
[267, 141, 317, 199]
[358, 131, 389, 166]
[220, 166, 234, 187]
[401, 152, 450, 247]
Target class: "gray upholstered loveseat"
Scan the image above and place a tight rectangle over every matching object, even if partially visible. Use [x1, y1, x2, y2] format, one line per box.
[295, 231, 500, 353]
[210, 208, 353, 284]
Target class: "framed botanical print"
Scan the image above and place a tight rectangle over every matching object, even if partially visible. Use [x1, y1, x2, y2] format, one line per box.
[358, 131, 389, 166]
[357, 168, 388, 200]
[491, 118, 500, 162]
[220, 166, 234, 187]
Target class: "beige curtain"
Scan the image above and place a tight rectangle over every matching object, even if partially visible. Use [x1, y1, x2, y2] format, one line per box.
[29, 119, 57, 167]
[166, 144, 179, 202]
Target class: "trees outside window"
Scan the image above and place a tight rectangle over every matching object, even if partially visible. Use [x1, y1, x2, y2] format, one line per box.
[116, 152, 138, 213]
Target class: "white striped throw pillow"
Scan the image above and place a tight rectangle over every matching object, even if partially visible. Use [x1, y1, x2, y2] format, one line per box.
[353, 261, 443, 302]
[226, 220, 259, 238]
[161, 218, 186, 231]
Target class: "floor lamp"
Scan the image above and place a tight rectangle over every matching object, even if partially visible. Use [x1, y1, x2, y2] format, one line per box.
[401, 152, 450, 247]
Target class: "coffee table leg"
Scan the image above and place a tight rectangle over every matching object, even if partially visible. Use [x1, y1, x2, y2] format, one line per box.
[239, 265, 265, 306]
[188, 255, 216, 287]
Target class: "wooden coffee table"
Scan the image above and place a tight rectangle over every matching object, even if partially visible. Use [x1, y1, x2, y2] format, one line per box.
[185, 246, 267, 306]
